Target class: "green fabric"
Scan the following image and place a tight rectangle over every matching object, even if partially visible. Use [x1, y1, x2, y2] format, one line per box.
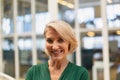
[25, 62, 89, 80]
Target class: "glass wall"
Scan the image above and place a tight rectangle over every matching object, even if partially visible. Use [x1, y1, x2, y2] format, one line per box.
[0, 0, 120, 80]
[36, 36, 48, 64]
[17, 0, 32, 34]
[35, 0, 50, 35]
[35, 0, 49, 64]
[1, 0, 15, 78]
[18, 37, 32, 79]
[78, 0, 120, 80]
[1, 0, 14, 35]
[106, 0, 120, 80]
[0, 0, 49, 80]
[79, 0, 103, 80]
[58, 0, 75, 28]
[2, 38, 15, 77]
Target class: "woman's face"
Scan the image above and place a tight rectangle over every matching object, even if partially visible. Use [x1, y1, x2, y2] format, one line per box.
[45, 27, 69, 60]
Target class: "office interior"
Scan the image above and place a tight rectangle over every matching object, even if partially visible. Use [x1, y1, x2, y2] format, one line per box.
[0, 0, 120, 80]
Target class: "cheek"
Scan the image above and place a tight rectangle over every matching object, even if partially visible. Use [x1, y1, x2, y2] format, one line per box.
[63, 43, 69, 51]
[45, 43, 52, 56]
[46, 43, 51, 51]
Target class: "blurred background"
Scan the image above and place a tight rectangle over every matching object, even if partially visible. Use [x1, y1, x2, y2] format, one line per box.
[0, 0, 120, 80]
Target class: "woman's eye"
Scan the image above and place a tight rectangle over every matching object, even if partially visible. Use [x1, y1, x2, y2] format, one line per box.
[58, 38, 64, 43]
[46, 39, 53, 43]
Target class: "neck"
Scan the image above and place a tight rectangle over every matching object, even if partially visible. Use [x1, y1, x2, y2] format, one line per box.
[48, 59, 68, 70]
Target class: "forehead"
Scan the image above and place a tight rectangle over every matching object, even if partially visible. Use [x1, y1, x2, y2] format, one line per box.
[45, 27, 60, 38]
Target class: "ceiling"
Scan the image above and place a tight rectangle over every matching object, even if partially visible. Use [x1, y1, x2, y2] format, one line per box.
[65, 0, 120, 7]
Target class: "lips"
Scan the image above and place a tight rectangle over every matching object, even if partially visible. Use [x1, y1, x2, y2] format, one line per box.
[51, 49, 63, 56]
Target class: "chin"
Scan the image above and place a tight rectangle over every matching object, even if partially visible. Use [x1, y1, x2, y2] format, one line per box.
[52, 56, 63, 61]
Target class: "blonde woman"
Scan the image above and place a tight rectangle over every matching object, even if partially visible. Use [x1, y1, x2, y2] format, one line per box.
[26, 20, 89, 80]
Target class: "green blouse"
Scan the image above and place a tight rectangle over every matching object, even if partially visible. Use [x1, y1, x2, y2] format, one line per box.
[25, 62, 89, 80]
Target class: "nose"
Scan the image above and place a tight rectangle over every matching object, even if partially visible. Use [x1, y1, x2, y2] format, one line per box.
[52, 42, 59, 50]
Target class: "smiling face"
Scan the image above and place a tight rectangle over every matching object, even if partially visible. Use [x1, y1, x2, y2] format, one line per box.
[45, 27, 69, 60]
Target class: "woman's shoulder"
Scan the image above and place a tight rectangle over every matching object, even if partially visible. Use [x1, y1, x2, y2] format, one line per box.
[28, 62, 48, 71]
[69, 62, 88, 73]
[25, 62, 49, 80]
[68, 62, 89, 79]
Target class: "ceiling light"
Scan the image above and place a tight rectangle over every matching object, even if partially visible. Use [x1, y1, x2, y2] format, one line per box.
[87, 32, 95, 37]
[57, 0, 74, 9]
[107, 0, 112, 3]
[116, 30, 120, 35]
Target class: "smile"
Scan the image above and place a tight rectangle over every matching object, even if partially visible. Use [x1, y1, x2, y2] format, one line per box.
[51, 49, 63, 55]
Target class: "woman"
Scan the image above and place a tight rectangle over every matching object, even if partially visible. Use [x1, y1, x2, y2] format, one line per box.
[25, 20, 89, 80]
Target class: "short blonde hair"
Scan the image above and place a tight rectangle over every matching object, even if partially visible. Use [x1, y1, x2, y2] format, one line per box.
[44, 20, 78, 54]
